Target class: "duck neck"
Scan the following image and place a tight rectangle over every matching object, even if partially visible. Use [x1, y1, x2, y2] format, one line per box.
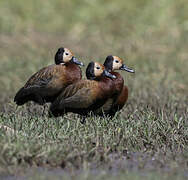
[105, 67, 112, 72]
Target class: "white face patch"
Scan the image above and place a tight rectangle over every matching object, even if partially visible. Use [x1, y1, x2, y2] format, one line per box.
[112, 56, 123, 70]
[63, 48, 74, 63]
[94, 62, 104, 77]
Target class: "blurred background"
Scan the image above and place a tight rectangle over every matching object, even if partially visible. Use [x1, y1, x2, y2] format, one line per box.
[0, 0, 188, 108]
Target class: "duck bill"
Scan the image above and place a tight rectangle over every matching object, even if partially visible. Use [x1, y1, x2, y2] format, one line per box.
[103, 69, 116, 79]
[71, 57, 84, 66]
[120, 64, 135, 73]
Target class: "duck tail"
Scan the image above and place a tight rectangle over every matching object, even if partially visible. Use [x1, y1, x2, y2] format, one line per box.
[14, 87, 31, 105]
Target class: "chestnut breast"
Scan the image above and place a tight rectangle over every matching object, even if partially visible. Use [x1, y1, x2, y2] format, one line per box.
[93, 72, 124, 116]
[63, 62, 82, 85]
[114, 85, 128, 109]
[49, 63, 82, 89]
[96, 76, 116, 99]
[111, 72, 124, 94]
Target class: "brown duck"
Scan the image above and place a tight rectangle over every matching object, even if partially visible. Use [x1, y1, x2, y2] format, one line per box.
[94, 55, 135, 117]
[14, 47, 84, 106]
[49, 61, 116, 118]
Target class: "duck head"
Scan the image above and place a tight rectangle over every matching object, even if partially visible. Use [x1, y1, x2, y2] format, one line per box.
[86, 61, 116, 80]
[104, 55, 135, 73]
[55, 47, 84, 66]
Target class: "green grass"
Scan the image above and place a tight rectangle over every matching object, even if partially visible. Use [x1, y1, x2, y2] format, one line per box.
[0, 0, 188, 179]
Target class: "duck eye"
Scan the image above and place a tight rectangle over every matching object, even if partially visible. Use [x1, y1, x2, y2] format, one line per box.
[115, 60, 119, 63]
[96, 66, 100, 70]
[65, 53, 69, 56]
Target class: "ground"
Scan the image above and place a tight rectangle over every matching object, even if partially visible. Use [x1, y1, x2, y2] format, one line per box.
[0, 0, 188, 179]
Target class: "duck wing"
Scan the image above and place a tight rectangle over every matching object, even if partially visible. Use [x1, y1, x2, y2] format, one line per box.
[24, 65, 57, 89]
[51, 80, 97, 110]
[14, 65, 63, 105]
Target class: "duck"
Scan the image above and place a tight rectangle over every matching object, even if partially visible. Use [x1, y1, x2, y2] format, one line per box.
[14, 47, 84, 106]
[94, 55, 135, 117]
[49, 61, 116, 118]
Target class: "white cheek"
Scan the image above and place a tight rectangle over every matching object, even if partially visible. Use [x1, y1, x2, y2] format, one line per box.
[63, 54, 70, 62]
[112, 62, 115, 70]
[113, 62, 118, 70]
[94, 69, 101, 77]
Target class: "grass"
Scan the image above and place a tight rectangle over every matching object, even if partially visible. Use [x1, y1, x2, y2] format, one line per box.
[0, 0, 188, 179]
